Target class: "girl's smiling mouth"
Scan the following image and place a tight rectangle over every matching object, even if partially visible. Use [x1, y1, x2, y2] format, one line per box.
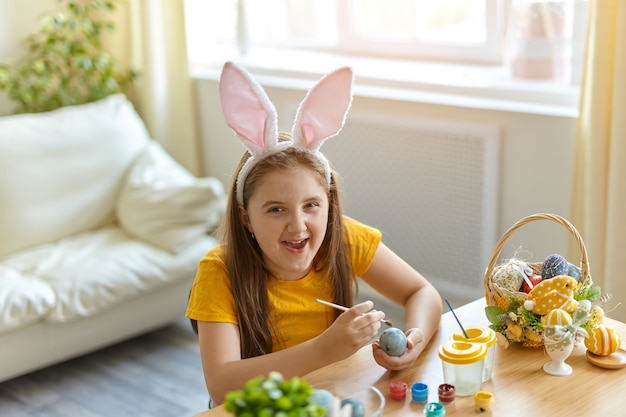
[283, 238, 309, 251]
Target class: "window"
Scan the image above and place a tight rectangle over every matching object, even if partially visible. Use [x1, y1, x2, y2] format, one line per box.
[184, 0, 589, 112]
[336, 0, 503, 63]
[185, 0, 505, 64]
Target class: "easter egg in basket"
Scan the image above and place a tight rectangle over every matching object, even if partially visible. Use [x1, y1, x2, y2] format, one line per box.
[567, 262, 581, 281]
[493, 259, 532, 292]
[585, 326, 621, 356]
[541, 254, 570, 279]
[541, 308, 573, 326]
[522, 274, 542, 293]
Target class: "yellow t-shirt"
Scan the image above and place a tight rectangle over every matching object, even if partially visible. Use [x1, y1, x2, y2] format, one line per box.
[186, 217, 382, 351]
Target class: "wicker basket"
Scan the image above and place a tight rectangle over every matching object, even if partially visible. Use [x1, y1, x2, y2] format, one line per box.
[483, 213, 592, 347]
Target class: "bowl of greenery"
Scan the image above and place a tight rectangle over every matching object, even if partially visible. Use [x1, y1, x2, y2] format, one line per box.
[224, 372, 384, 417]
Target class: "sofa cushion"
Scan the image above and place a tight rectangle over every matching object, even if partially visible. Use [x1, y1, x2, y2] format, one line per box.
[1, 225, 216, 323]
[0, 265, 56, 335]
[0, 94, 151, 258]
[116, 141, 226, 254]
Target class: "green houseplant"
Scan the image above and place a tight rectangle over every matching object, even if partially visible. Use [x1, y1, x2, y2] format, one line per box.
[0, 0, 135, 114]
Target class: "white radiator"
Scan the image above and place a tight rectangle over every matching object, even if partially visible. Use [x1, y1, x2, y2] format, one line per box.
[323, 111, 501, 304]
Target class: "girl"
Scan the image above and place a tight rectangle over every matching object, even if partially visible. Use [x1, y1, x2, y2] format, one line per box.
[186, 62, 442, 406]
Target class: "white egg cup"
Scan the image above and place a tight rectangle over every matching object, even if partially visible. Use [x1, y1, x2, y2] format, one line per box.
[543, 337, 575, 376]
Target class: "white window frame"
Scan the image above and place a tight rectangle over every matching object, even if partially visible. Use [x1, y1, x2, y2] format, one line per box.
[185, 0, 589, 116]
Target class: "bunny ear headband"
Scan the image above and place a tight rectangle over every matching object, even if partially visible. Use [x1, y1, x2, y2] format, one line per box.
[218, 61, 354, 204]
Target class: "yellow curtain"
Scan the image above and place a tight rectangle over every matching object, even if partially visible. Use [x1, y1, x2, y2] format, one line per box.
[108, 0, 201, 175]
[570, 0, 626, 321]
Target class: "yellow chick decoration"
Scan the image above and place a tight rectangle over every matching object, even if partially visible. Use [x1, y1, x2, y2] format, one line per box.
[523, 275, 579, 315]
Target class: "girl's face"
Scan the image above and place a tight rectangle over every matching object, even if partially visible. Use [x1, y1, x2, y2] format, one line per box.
[241, 166, 329, 281]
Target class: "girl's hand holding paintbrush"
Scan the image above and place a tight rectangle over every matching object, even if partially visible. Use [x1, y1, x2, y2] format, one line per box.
[315, 298, 424, 370]
[314, 299, 389, 362]
[315, 298, 393, 327]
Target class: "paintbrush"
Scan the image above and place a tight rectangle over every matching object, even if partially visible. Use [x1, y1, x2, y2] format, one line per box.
[315, 298, 394, 327]
[445, 298, 469, 338]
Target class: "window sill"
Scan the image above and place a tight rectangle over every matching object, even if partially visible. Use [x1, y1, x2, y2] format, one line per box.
[190, 49, 580, 118]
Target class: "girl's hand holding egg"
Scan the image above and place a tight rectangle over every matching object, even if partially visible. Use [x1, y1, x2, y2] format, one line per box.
[373, 327, 424, 371]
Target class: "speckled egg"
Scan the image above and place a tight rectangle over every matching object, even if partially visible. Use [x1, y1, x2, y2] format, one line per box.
[542, 308, 573, 326]
[493, 260, 531, 292]
[541, 254, 570, 279]
[585, 326, 621, 356]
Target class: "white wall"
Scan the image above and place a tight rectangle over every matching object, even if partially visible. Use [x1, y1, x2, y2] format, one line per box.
[0, 0, 59, 115]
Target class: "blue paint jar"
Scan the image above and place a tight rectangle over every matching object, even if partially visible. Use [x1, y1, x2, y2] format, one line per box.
[411, 382, 429, 403]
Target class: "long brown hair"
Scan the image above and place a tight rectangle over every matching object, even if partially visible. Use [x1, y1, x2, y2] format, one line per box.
[220, 133, 355, 358]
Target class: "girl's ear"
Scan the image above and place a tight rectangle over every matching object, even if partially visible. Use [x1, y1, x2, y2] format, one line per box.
[238, 204, 252, 232]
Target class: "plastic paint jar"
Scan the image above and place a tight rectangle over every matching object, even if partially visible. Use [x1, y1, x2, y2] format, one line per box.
[452, 326, 497, 382]
[411, 382, 429, 403]
[437, 383, 455, 404]
[389, 381, 408, 401]
[474, 390, 494, 412]
[438, 340, 487, 396]
[424, 401, 446, 417]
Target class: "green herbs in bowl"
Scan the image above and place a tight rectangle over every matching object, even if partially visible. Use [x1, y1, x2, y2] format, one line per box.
[224, 372, 385, 417]
[224, 372, 325, 417]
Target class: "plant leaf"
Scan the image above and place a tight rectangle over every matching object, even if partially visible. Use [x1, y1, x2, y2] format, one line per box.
[485, 306, 506, 325]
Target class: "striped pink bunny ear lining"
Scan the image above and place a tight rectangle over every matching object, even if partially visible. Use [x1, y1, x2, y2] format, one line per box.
[218, 61, 354, 204]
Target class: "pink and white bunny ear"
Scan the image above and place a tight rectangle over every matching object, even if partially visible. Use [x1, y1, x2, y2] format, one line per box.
[291, 66, 353, 150]
[221, 63, 354, 205]
[218, 61, 279, 156]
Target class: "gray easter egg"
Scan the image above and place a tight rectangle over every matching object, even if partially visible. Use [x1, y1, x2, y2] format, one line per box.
[379, 327, 408, 356]
[341, 398, 365, 417]
[310, 389, 335, 413]
[541, 254, 569, 279]
[567, 262, 581, 281]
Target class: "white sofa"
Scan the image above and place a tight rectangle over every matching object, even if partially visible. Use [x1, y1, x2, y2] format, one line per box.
[0, 94, 225, 382]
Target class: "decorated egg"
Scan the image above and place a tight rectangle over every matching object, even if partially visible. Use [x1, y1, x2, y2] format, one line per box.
[567, 262, 581, 281]
[541, 254, 570, 279]
[379, 327, 408, 356]
[522, 274, 542, 293]
[340, 398, 365, 417]
[585, 326, 621, 356]
[310, 389, 335, 413]
[493, 259, 532, 292]
[541, 308, 572, 326]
